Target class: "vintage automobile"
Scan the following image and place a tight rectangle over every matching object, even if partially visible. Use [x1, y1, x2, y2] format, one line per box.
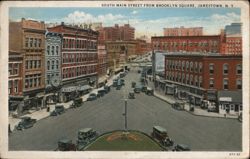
[77, 128, 98, 150]
[119, 72, 126, 78]
[146, 87, 154, 95]
[128, 91, 135, 99]
[131, 81, 136, 88]
[141, 86, 147, 92]
[172, 144, 191, 151]
[71, 98, 83, 108]
[207, 103, 217, 112]
[151, 126, 174, 147]
[15, 117, 37, 130]
[112, 79, 118, 87]
[87, 93, 97, 101]
[104, 85, 111, 93]
[138, 70, 141, 73]
[97, 89, 106, 97]
[134, 85, 142, 93]
[57, 139, 76, 151]
[50, 105, 65, 116]
[120, 79, 125, 86]
[172, 101, 185, 110]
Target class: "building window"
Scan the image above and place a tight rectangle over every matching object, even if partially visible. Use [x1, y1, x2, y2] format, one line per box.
[182, 61, 185, 71]
[8, 81, 12, 94]
[34, 39, 37, 47]
[190, 75, 193, 85]
[52, 61, 55, 70]
[209, 78, 214, 88]
[38, 39, 41, 47]
[29, 78, 33, 88]
[52, 46, 54, 55]
[199, 76, 203, 87]
[29, 61, 33, 69]
[223, 64, 229, 75]
[56, 60, 59, 69]
[25, 38, 29, 47]
[30, 38, 33, 47]
[209, 63, 214, 74]
[56, 46, 59, 55]
[199, 62, 203, 73]
[186, 61, 189, 71]
[223, 78, 229, 90]
[186, 74, 189, 84]
[37, 60, 41, 68]
[190, 62, 193, 72]
[47, 61, 50, 70]
[236, 64, 242, 74]
[47, 46, 50, 55]
[236, 79, 242, 89]
[194, 62, 198, 72]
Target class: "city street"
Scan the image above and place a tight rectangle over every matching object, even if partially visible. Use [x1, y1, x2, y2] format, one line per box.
[9, 67, 242, 151]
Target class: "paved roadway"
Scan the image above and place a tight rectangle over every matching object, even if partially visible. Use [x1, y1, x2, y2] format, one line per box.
[9, 67, 242, 151]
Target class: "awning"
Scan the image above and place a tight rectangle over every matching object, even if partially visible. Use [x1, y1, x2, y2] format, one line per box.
[77, 85, 91, 91]
[62, 86, 76, 93]
[98, 76, 107, 84]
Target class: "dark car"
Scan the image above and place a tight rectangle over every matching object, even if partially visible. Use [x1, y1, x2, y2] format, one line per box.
[120, 79, 125, 86]
[57, 139, 76, 151]
[172, 102, 185, 110]
[15, 117, 37, 130]
[71, 98, 83, 108]
[146, 88, 154, 95]
[172, 144, 191, 151]
[138, 70, 141, 73]
[50, 105, 65, 116]
[97, 89, 106, 97]
[141, 86, 147, 92]
[134, 85, 142, 93]
[131, 81, 136, 88]
[87, 93, 97, 101]
[112, 79, 118, 87]
[128, 92, 135, 99]
[104, 85, 111, 92]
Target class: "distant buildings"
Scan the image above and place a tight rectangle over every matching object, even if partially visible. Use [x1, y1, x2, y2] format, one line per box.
[163, 26, 203, 36]
[225, 23, 242, 35]
[9, 18, 46, 111]
[97, 45, 108, 87]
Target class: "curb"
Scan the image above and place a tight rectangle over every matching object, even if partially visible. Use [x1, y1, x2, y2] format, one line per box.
[153, 93, 238, 120]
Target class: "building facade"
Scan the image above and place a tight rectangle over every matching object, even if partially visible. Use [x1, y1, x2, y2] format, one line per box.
[152, 35, 223, 53]
[163, 53, 242, 114]
[97, 45, 108, 87]
[45, 32, 62, 90]
[163, 27, 203, 36]
[48, 23, 98, 102]
[9, 18, 46, 111]
[225, 23, 242, 35]
[224, 34, 242, 55]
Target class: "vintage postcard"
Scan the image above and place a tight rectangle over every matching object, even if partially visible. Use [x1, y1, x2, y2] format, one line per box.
[0, 0, 249, 159]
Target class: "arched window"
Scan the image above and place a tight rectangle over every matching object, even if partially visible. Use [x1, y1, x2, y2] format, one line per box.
[47, 61, 50, 70]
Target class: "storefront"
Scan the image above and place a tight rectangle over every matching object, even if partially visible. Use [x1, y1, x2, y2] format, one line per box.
[77, 85, 91, 96]
[61, 86, 77, 102]
[165, 83, 175, 95]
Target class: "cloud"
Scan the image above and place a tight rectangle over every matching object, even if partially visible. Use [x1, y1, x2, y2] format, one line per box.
[131, 10, 138, 15]
[63, 11, 125, 25]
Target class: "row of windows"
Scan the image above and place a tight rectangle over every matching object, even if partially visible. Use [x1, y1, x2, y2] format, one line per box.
[47, 60, 60, 70]
[8, 80, 20, 95]
[166, 72, 203, 87]
[209, 64, 242, 75]
[25, 74, 42, 89]
[47, 45, 60, 55]
[62, 53, 97, 64]
[63, 38, 97, 49]
[166, 60, 203, 73]
[62, 65, 97, 79]
[9, 63, 20, 76]
[209, 78, 242, 89]
[25, 37, 42, 48]
[46, 73, 60, 85]
[25, 60, 41, 70]
[153, 41, 218, 48]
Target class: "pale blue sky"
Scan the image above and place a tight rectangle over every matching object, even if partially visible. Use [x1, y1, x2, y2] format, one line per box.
[9, 7, 241, 37]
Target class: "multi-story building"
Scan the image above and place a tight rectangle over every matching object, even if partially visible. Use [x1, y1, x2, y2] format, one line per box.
[48, 22, 98, 102]
[225, 23, 242, 35]
[97, 45, 108, 87]
[98, 24, 135, 44]
[162, 52, 242, 115]
[9, 51, 23, 112]
[105, 41, 136, 73]
[135, 39, 152, 55]
[9, 18, 46, 110]
[152, 35, 223, 53]
[45, 32, 62, 93]
[163, 26, 203, 36]
[224, 34, 242, 55]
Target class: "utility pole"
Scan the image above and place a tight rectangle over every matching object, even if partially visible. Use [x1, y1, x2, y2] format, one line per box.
[124, 99, 127, 131]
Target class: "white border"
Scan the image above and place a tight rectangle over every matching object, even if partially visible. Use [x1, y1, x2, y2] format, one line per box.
[0, 1, 249, 159]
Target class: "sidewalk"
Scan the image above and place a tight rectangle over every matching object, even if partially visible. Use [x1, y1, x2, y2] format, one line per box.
[9, 73, 121, 131]
[146, 78, 238, 119]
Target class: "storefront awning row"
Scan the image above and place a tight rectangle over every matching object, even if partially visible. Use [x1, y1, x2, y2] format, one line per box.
[77, 85, 91, 91]
[62, 86, 77, 93]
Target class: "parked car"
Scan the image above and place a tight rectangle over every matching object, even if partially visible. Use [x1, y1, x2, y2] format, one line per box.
[57, 139, 76, 151]
[71, 98, 83, 108]
[113, 79, 118, 87]
[146, 87, 154, 95]
[104, 85, 111, 92]
[50, 105, 65, 116]
[128, 92, 135, 99]
[172, 144, 191, 151]
[15, 117, 37, 130]
[120, 79, 125, 86]
[77, 128, 98, 150]
[138, 70, 141, 73]
[172, 101, 185, 110]
[87, 93, 97, 101]
[97, 89, 106, 97]
[131, 81, 136, 88]
[141, 86, 147, 92]
[207, 103, 217, 112]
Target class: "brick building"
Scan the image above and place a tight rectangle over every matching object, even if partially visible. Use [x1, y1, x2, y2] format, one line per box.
[98, 24, 135, 44]
[9, 51, 23, 112]
[152, 35, 223, 53]
[163, 26, 203, 36]
[48, 23, 98, 102]
[105, 41, 136, 73]
[224, 34, 242, 55]
[9, 18, 46, 111]
[162, 52, 242, 115]
[97, 45, 108, 87]
[135, 39, 152, 56]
